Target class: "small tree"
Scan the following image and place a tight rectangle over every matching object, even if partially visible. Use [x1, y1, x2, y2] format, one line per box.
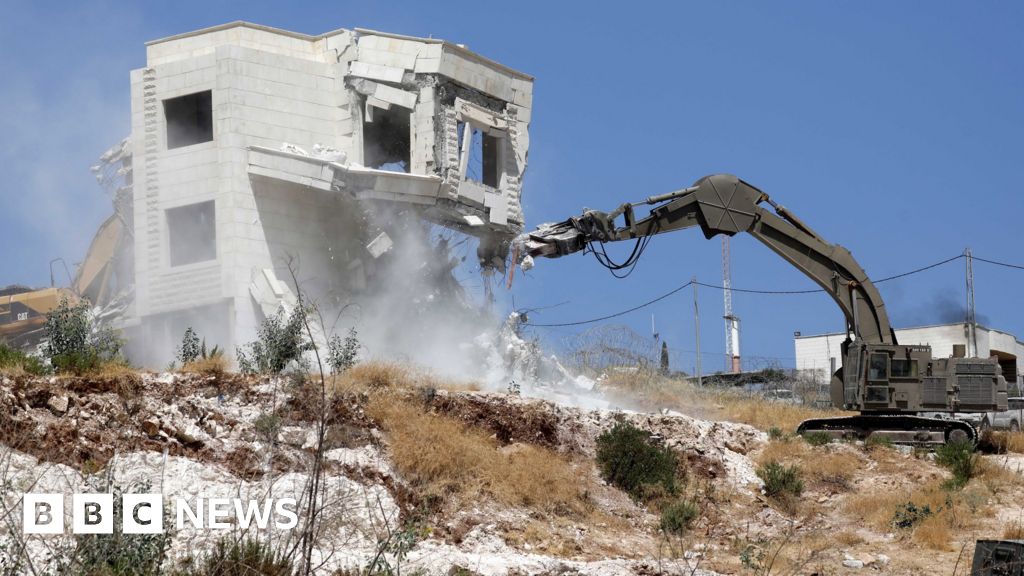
[236, 306, 313, 374]
[660, 341, 670, 376]
[326, 328, 359, 375]
[176, 327, 201, 365]
[44, 298, 121, 374]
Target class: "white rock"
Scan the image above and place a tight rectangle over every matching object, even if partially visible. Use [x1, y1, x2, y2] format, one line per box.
[47, 395, 69, 414]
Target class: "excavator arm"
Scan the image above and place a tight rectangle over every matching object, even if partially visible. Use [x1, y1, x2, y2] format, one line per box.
[522, 174, 896, 346]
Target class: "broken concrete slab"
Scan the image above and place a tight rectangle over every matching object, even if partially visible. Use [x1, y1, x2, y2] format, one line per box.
[366, 232, 393, 258]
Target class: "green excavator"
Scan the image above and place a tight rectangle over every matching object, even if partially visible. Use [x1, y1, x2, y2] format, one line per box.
[521, 174, 1006, 445]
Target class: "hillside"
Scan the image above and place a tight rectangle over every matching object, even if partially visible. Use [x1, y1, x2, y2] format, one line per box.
[1, 365, 1023, 575]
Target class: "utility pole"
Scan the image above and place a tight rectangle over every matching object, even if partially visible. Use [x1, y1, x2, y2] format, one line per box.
[965, 247, 978, 357]
[693, 276, 702, 388]
[722, 237, 741, 373]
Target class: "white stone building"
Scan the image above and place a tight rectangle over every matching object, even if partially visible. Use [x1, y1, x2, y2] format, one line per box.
[794, 323, 1024, 391]
[108, 22, 534, 365]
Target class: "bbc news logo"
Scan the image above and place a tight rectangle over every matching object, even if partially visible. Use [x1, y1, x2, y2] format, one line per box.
[23, 494, 298, 534]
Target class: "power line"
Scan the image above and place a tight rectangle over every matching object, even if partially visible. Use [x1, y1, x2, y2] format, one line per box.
[973, 255, 1024, 271]
[875, 254, 965, 282]
[524, 280, 692, 327]
[522, 251, 1016, 329]
[695, 254, 966, 294]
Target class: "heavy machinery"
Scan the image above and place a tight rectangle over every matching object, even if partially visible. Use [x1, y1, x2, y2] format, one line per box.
[521, 174, 1006, 445]
[972, 540, 1024, 575]
[1, 213, 127, 351]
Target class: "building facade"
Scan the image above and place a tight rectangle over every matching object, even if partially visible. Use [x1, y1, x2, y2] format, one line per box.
[112, 22, 533, 365]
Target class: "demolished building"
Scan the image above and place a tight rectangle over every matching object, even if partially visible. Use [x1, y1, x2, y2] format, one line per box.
[93, 21, 533, 365]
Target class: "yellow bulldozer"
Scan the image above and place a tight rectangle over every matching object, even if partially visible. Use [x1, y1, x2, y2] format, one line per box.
[1, 214, 124, 350]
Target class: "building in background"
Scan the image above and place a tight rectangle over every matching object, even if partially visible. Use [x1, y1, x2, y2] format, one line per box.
[94, 21, 533, 365]
[795, 323, 1024, 392]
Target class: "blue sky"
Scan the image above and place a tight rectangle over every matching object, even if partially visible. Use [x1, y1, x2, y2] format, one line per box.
[1, 1, 1021, 372]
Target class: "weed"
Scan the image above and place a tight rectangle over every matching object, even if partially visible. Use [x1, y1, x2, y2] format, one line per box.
[63, 480, 172, 576]
[865, 434, 894, 450]
[892, 501, 934, 529]
[174, 537, 292, 576]
[659, 499, 699, 536]
[757, 461, 804, 498]
[595, 422, 679, 501]
[802, 431, 831, 446]
[254, 413, 283, 444]
[768, 426, 786, 441]
[1003, 521, 1024, 540]
[935, 440, 977, 490]
[0, 342, 48, 376]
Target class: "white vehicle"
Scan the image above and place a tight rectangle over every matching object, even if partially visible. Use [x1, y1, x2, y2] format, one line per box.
[979, 397, 1024, 433]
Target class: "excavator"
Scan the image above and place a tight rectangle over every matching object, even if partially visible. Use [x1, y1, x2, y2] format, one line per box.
[520, 173, 1006, 445]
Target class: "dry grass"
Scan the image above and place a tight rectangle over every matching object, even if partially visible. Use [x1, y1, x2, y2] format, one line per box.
[367, 393, 589, 516]
[755, 440, 859, 492]
[181, 355, 228, 376]
[698, 390, 849, 433]
[841, 489, 911, 532]
[1003, 520, 1024, 539]
[336, 361, 413, 391]
[834, 530, 864, 546]
[756, 439, 811, 466]
[983, 431, 1024, 454]
[913, 512, 953, 551]
[841, 478, 986, 552]
[330, 361, 484, 392]
[0, 364, 27, 378]
[808, 451, 859, 491]
[90, 359, 140, 379]
[976, 457, 1024, 493]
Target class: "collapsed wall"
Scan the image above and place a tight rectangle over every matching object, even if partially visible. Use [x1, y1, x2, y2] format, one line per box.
[109, 22, 532, 369]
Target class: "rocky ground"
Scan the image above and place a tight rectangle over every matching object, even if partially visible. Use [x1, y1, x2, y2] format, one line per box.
[0, 368, 1022, 575]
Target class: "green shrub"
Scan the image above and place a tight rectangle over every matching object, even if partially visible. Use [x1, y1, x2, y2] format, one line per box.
[595, 422, 679, 501]
[935, 439, 977, 490]
[174, 538, 292, 576]
[0, 342, 48, 375]
[327, 328, 360, 374]
[67, 481, 172, 576]
[660, 499, 699, 536]
[43, 298, 121, 374]
[757, 461, 804, 498]
[802, 431, 832, 446]
[177, 327, 201, 365]
[254, 412, 283, 443]
[892, 501, 935, 529]
[236, 306, 313, 374]
[768, 427, 786, 441]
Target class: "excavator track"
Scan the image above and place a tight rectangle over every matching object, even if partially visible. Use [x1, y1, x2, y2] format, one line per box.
[797, 415, 977, 447]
